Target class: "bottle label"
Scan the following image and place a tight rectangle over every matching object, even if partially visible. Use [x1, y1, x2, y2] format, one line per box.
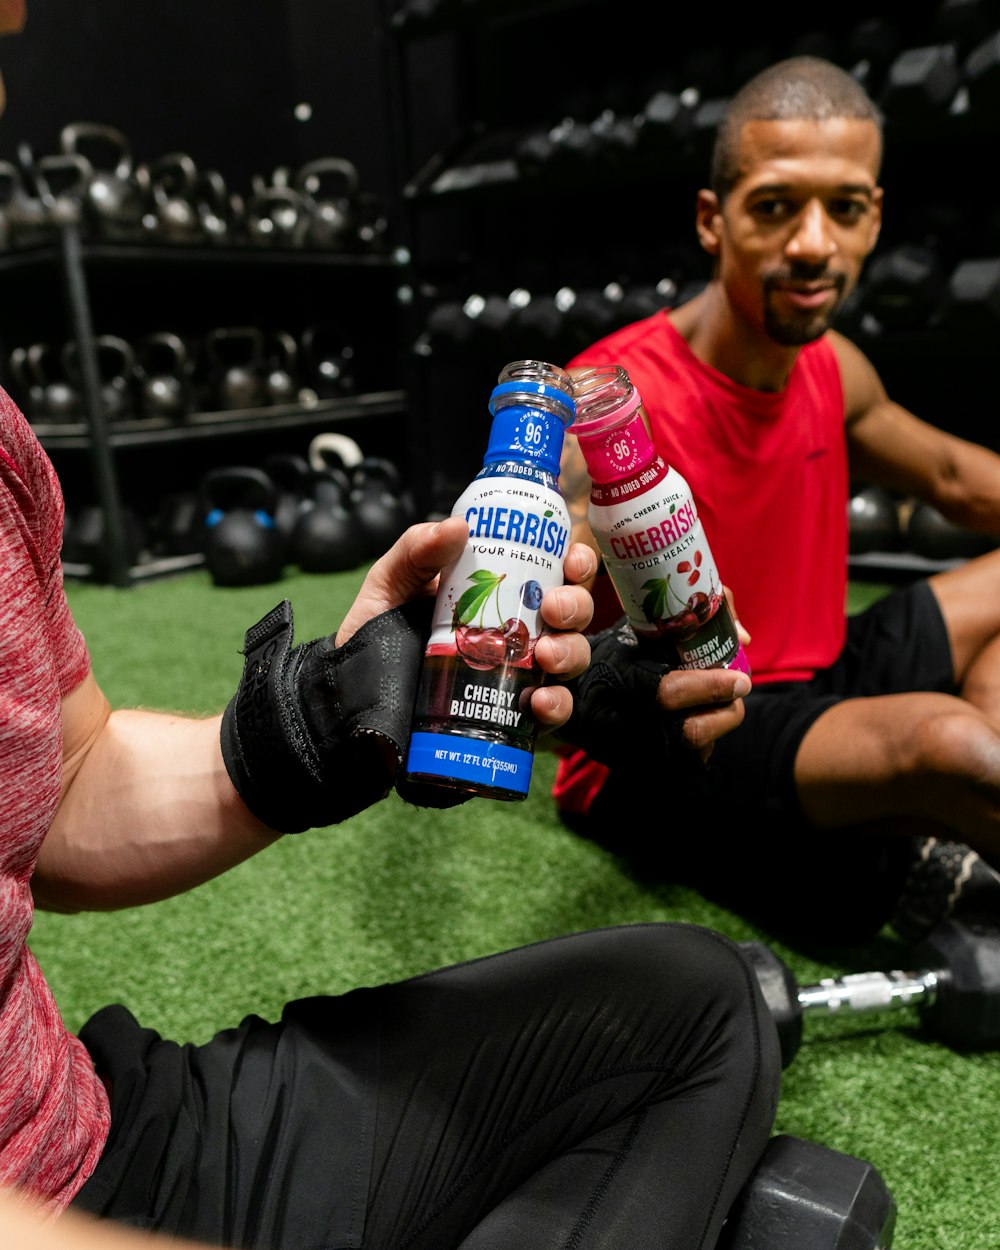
[589, 461, 747, 671]
[406, 732, 534, 796]
[406, 465, 570, 795]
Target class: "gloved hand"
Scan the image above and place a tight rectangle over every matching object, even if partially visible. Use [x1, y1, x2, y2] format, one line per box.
[556, 616, 692, 772]
[221, 597, 468, 834]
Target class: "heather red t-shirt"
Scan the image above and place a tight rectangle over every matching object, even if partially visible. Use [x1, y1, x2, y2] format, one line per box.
[0, 390, 110, 1209]
[554, 311, 848, 814]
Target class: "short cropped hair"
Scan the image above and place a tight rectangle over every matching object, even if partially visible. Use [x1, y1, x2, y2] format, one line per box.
[711, 56, 884, 199]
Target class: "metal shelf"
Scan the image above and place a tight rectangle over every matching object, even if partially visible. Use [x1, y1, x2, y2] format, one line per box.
[63, 551, 206, 584]
[33, 390, 407, 450]
[0, 239, 400, 274]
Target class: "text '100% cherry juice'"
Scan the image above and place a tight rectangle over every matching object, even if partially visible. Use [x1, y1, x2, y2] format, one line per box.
[404, 360, 576, 801]
[571, 363, 749, 674]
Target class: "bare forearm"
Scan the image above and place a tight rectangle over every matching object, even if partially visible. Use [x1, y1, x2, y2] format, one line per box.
[1, 1188, 208, 1250]
[930, 438, 1000, 531]
[35, 710, 280, 912]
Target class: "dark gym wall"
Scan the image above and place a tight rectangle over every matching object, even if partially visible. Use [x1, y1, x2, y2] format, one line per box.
[0, 0, 393, 196]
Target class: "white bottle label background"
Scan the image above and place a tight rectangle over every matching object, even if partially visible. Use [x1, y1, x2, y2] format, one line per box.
[427, 471, 570, 655]
[590, 463, 741, 669]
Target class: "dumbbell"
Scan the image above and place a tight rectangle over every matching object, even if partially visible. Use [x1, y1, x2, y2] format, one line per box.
[633, 88, 696, 157]
[938, 0, 1000, 58]
[938, 256, 1000, 340]
[844, 16, 901, 97]
[741, 915, 1000, 1068]
[964, 28, 1000, 112]
[858, 243, 949, 332]
[905, 500, 997, 561]
[719, 1134, 896, 1250]
[879, 43, 963, 122]
[847, 482, 903, 555]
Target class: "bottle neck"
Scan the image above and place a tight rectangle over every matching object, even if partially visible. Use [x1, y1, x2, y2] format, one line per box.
[486, 399, 571, 477]
[573, 406, 659, 485]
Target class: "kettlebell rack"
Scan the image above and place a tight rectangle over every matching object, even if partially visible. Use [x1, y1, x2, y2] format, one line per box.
[2, 221, 408, 587]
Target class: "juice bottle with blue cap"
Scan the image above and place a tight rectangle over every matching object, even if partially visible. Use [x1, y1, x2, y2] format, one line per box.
[404, 359, 576, 801]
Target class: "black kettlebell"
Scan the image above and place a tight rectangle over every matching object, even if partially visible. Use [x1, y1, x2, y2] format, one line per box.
[152, 489, 203, 557]
[138, 152, 202, 244]
[262, 452, 313, 548]
[200, 466, 285, 587]
[244, 178, 309, 248]
[205, 326, 265, 411]
[63, 503, 147, 578]
[293, 156, 359, 251]
[63, 335, 137, 423]
[191, 168, 237, 246]
[7, 345, 46, 419]
[350, 456, 416, 558]
[59, 121, 144, 242]
[34, 152, 93, 230]
[300, 324, 357, 399]
[137, 331, 191, 420]
[262, 330, 300, 406]
[292, 468, 367, 573]
[28, 341, 81, 422]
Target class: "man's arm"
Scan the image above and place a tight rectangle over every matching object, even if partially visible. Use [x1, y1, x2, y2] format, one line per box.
[34, 675, 282, 913]
[834, 330, 1000, 531]
[34, 518, 594, 913]
[0, 1187, 208, 1250]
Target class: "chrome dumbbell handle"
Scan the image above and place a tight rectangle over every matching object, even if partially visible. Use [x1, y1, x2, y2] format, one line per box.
[797, 968, 940, 1016]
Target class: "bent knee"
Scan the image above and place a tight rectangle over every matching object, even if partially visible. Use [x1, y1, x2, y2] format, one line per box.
[595, 924, 782, 1076]
[910, 707, 1000, 787]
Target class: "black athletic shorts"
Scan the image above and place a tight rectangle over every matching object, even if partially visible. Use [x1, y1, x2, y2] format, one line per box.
[710, 578, 956, 818]
[586, 581, 956, 941]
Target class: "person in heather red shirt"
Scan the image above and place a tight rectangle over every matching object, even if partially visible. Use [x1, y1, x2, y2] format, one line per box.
[554, 55, 1000, 945]
[2, 368, 783, 1249]
[0, 11, 782, 1246]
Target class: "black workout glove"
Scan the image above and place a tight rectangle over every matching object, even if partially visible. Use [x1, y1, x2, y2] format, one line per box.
[221, 597, 467, 834]
[556, 616, 693, 772]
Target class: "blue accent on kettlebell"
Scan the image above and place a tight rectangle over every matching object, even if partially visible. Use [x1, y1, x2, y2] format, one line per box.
[254, 509, 276, 528]
[205, 507, 224, 527]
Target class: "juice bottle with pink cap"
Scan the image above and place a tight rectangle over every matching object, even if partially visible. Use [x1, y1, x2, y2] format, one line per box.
[570, 363, 749, 674]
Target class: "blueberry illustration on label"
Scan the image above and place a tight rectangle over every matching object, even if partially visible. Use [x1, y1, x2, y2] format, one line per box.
[520, 579, 543, 610]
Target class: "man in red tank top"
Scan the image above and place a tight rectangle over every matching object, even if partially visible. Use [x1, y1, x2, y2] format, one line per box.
[555, 55, 1000, 944]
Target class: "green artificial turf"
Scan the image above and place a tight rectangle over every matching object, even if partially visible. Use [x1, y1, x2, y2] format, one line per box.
[27, 565, 1000, 1249]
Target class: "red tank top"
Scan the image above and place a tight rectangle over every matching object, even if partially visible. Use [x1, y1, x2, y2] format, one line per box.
[553, 311, 848, 814]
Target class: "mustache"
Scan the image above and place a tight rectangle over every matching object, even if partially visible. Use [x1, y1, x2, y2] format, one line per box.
[764, 266, 847, 293]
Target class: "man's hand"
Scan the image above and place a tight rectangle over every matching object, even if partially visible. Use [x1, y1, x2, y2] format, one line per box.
[335, 515, 471, 646]
[653, 664, 750, 760]
[221, 519, 599, 829]
[338, 515, 596, 736]
[557, 616, 750, 772]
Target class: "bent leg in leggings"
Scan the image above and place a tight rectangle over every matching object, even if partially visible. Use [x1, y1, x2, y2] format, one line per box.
[361, 922, 782, 1250]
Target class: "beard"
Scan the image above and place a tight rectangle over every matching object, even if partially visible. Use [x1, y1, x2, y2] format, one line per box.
[762, 270, 848, 346]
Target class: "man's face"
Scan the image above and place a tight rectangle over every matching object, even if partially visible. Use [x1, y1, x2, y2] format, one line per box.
[0, 0, 26, 117]
[698, 117, 883, 346]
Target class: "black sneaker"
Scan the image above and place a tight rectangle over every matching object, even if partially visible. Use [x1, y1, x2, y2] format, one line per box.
[891, 836, 1000, 943]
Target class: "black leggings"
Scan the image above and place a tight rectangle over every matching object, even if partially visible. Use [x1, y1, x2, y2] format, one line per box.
[74, 923, 781, 1250]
